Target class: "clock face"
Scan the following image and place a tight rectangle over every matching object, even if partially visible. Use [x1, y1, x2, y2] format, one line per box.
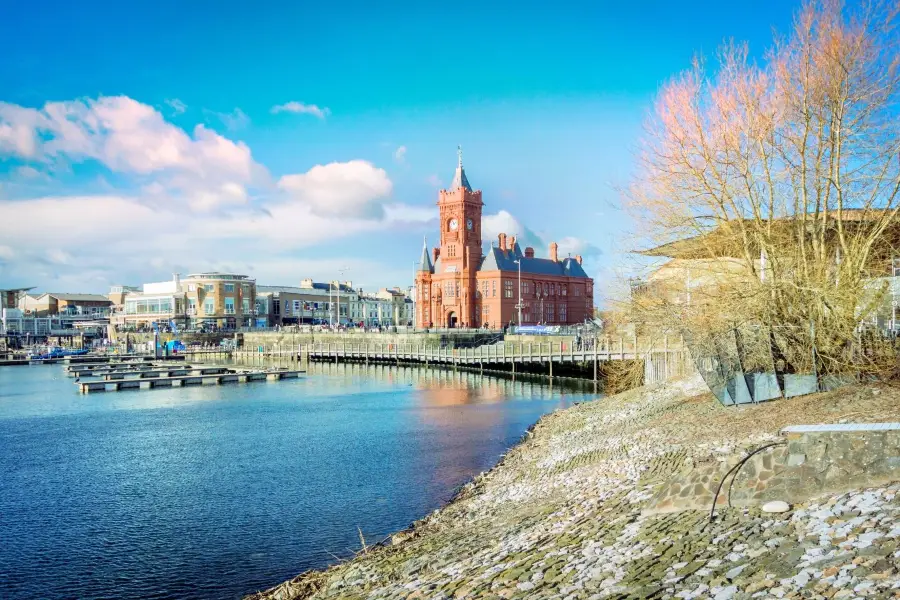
[449, 218, 459, 231]
[466, 218, 474, 230]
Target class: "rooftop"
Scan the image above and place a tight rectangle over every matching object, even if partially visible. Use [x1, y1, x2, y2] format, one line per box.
[479, 246, 590, 278]
[185, 272, 253, 280]
[42, 293, 113, 302]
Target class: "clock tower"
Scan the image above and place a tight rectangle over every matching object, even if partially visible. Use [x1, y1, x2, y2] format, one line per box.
[415, 146, 481, 328]
[438, 146, 483, 273]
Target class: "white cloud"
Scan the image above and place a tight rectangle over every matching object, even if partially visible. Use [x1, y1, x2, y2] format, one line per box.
[15, 165, 42, 179]
[270, 101, 330, 119]
[206, 107, 250, 131]
[0, 102, 41, 157]
[482, 210, 525, 245]
[165, 98, 187, 115]
[0, 96, 267, 212]
[393, 145, 407, 164]
[0, 95, 447, 291]
[277, 160, 392, 219]
[555, 236, 602, 258]
[46, 249, 73, 265]
[425, 174, 442, 187]
[482, 210, 599, 259]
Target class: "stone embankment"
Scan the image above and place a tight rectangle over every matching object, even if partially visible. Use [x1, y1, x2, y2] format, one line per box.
[247, 378, 900, 600]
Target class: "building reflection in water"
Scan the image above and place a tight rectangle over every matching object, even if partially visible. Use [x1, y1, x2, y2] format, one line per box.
[307, 361, 596, 499]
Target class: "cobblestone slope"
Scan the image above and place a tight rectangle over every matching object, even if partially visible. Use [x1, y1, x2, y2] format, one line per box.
[247, 378, 900, 600]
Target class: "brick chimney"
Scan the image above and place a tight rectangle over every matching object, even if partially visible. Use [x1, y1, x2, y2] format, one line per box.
[509, 235, 517, 251]
[433, 247, 440, 262]
[525, 247, 535, 258]
[549, 242, 559, 262]
[575, 255, 583, 265]
[498, 233, 507, 251]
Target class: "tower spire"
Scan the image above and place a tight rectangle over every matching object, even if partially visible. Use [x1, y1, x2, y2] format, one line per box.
[450, 145, 472, 191]
[417, 235, 433, 273]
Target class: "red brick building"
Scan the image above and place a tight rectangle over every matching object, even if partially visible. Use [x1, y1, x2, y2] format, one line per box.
[415, 150, 594, 329]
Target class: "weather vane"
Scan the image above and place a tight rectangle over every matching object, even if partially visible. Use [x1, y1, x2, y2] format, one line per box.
[457, 145, 463, 168]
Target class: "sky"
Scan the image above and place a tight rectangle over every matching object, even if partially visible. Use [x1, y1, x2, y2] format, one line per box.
[0, 0, 799, 303]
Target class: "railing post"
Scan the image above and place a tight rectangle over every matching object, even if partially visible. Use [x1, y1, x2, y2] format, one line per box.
[664, 334, 669, 380]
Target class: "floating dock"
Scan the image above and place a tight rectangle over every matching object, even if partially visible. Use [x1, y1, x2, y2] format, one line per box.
[0, 354, 186, 367]
[66, 361, 193, 377]
[75, 369, 303, 393]
[100, 366, 231, 380]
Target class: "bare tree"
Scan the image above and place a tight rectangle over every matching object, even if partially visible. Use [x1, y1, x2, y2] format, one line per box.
[629, 0, 900, 378]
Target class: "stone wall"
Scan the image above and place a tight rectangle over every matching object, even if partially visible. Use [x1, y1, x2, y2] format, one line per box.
[649, 423, 900, 512]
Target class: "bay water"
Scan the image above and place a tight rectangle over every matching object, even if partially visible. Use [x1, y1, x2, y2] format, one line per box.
[0, 361, 595, 599]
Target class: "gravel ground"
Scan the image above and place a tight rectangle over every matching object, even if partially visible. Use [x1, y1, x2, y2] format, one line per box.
[246, 377, 900, 600]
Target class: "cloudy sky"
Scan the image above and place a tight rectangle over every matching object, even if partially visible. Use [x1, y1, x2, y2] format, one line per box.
[0, 0, 796, 303]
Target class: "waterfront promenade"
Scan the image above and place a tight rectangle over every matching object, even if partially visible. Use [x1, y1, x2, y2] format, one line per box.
[248, 378, 900, 600]
[239, 335, 692, 385]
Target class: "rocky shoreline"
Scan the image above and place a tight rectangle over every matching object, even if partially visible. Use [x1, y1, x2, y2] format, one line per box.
[246, 377, 900, 600]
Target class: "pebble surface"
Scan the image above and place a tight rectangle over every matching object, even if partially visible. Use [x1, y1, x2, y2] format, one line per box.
[246, 377, 900, 600]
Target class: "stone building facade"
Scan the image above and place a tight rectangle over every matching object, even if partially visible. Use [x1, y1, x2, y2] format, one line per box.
[414, 151, 594, 329]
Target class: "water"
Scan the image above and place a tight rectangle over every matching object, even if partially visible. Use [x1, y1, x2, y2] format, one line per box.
[0, 361, 597, 599]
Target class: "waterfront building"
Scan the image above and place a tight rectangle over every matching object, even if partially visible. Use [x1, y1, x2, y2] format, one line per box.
[414, 149, 594, 329]
[256, 280, 413, 327]
[257, 279, 357, 327]
[0, 287, 44, 335]
[113, 272, 257, 330]
[1, 290, 112, 336]
[21, 293, 112, 318]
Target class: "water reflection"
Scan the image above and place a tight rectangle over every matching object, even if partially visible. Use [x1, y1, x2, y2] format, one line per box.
[0, 359, 600, 600]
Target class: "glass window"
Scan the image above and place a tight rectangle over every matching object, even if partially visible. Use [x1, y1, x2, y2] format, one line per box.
[242, 299, 250, 313]
[205, 284, 214, 292]
[273, 299, 280, 315]
[561, 285, 567, 296]
[559, 303, 567, 322]
[189, 299, 197, 314]
[159, 299, 172, 313]
[504, 280, 513, 298]
[188, 284, 196, 292]
[492, 280, 497, 297]
[224, 283, 235, 292]
[204, 300, 214, 314]
[225, 297, 235, 314]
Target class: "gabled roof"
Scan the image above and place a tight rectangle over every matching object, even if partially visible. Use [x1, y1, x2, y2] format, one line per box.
[45, 293, 113, 303]
[478, 247, 590, 278]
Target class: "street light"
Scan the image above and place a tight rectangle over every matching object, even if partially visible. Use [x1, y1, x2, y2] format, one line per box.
[336, 266, 349, 327]
[513, 259, 523, 327]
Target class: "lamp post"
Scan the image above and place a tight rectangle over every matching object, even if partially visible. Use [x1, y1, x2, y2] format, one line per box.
[513, 259, 523, 327]
[337, 267, 349, 328]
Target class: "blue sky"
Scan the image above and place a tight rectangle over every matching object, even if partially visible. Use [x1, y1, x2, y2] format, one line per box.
[0, 0, 798, 302]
